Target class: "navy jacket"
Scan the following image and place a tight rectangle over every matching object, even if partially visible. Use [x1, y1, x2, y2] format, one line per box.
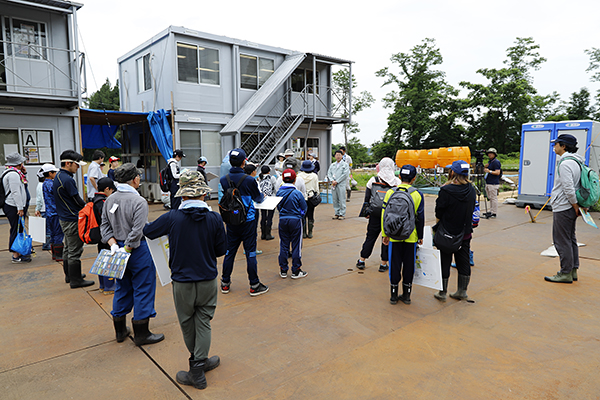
[143, 205, 227, 282]
[276, 184, 307, 219]
[220, 167, 264, 222]
[53, 169, 86, 222]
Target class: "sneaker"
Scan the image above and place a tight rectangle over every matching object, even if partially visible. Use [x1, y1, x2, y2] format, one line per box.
[338, 216, 345, 220]
[378, 264, 389, 272]
[356, 259, 366, 270]
[544, 272, 573, 284]
[279, 270, 288, 278]
[12, 255, 32, 263]
[291, 270, 308, 279]
[249, 283, 269, 296]
[332, 215, 339, 220]
[221, 280, 231, 294]
[490, 213, 497, 219]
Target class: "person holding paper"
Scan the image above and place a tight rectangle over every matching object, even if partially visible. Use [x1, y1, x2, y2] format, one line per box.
[2, 152, 31, 263]
[257, 165, 277, 241]
[545, 134, 584, 284]
[298, 160, 319, 239]
[101, 163, 164, 346]
[381, 165, 424, 305]
[93, 177, 117, 294]
[144, 170, 226, 390]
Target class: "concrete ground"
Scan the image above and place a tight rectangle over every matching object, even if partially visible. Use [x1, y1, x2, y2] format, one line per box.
[1, 191, 600, 399]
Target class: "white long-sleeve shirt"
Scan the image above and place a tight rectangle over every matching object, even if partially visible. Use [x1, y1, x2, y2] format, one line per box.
[168, 158, 181, 180]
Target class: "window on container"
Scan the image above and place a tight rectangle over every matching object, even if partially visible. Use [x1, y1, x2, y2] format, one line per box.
[291, 68, 304, 92]
[202, 131, 221, 166]
[177, 43, 198, 83]
[258, 58, 274, 88]
[240, 54, 257, 89]
[137, 54, 152, 92]
[199, 47, 219, 85]
[0, 19, 5, 91]
[179, 130, 201, 166]
[8, 18, 47, 59]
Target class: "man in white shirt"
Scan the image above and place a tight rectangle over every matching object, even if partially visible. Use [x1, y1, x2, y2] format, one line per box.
[168, 149, 186, 210]
[86, 150, 105, 201]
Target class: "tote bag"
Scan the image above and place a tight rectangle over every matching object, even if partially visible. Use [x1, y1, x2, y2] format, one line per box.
[11, 216, 32, 256]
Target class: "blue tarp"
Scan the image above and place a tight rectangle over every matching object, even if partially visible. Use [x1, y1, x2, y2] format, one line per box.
[147, 109, 173, 162]
[80, 124, 121, 149]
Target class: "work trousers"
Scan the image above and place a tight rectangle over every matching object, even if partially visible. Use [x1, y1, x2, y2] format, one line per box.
[303, 202, 315, 227]
[170, 179, 181, 210]
[440, 239, 471, 279]
[47, 214, 64, 245]
[260, 209, 274, 232]
[59, 219, 84, 265]
[389, 241, 416, 286]
[278, 218, 303, 273]
[486, 184, 499, 214]
[332, 182, 347, 217]
[3, 204, 22, 252]
[111, 240, 157, 321]
[172, 279, 217, 360]
[360, 209, 388, 261]
[553, 208, 579, 274]
[222, 218, 260, 286]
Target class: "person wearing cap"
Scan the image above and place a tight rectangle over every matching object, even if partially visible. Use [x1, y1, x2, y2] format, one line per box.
[53, 150, 94, 287]
[282, 148, 299, 172]
[144, 170, 226, 390]
[298, 160, 319, 239]
[101, 163, 164, 346]
[38, 164, 64, 261]
[308, 153, 320, 175]
[327, 150, 350, 219]
[168, 149, 186, 210]
[34, 167, 51, 251]
[2, 152, 32, 263]
[276, 169, 308, 279]
[93, 177, 117, 294]
[339, 146, 353, 202]
[433, 160, 476, 302]
[197, 156, 208, 182]
[545, 134, 584, 284]
[219, 148, 269, 296]
[381, 165, 424, 305]
[257, 165, 277, 240]
[274, 153, 286, 176]
[483, 147, 501, 218]
[107, 156, 120, 181]
[357, 157, 401, 272]
[86, 150, 105, 202]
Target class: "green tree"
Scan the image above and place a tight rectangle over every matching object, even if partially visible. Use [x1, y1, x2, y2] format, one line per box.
[370, 140, 397, 162]
[584, 47, 600, 120]
[87, 78, 120, 110]
[333, 137, 371, 165]
[376, 38, 462, 149]
[460, 37, 551, 153]
[566, 88, 593, 120]
[332, 69, 375, 148]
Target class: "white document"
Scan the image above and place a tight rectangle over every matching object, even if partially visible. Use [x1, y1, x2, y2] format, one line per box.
[146, 236, 172, 286]
[254, 196, 283, 210]
[413, 246, 443, 291]
[28, 216, 46, 243]
[422, 226, 433, 249]
[38, 147, 53, 163]
[206, 172, 219, 181]
[37, 131, 52, 147]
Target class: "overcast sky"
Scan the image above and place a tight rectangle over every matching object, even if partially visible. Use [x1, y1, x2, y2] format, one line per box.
[77, 0, 600, 147]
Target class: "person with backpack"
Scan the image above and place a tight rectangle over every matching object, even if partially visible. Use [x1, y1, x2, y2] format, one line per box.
[39, 164, 64, 262]
[143, 170, 226, 390]
[2, 152, 31, 263]
[381, 165, 424, 305]
[53, 150, 95, 288]
[433, 160, 477, 302]
[219, 148, 268, 296]
[298, 160, 320, 239]
[168, 149, 186, 210]
[356, 157, 401, 271]
[277, 169, 308, 279]
[257, 165, 277, 241]
[483, 147, 501, 219]
[544, 134, 585, 284]
[91, 177, 117, 294]
[101, 163, 164, 346]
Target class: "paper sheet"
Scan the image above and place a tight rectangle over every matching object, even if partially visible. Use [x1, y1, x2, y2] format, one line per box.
[254, 196, 283, 210]
[413, 246, 443, 291]
[146, 236, 172, 286]
[89, 249, 130, 279]
[28, 216, 46, 243]
[581, 210, 598, 229]
[206, 172, 219, 181]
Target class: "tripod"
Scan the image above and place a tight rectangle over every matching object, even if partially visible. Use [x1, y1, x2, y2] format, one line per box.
[472, 156, 489, 217]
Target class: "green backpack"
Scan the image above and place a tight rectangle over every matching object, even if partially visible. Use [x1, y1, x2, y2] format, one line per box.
[558, 156, 600, 208]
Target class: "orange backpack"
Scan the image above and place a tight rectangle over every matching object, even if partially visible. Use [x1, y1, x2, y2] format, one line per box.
[78, 199, 102, 244]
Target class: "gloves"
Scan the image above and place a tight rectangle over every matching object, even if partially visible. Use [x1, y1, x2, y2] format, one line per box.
[116, 247, 128, 254]
[110, 243, 119, 255]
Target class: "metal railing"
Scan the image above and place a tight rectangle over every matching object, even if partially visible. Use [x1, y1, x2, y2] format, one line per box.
[0, 39, 85, 99]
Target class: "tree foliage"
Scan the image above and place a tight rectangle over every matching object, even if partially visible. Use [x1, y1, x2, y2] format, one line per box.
[332, 137, 371, 165]
[87, 78, 120, 110]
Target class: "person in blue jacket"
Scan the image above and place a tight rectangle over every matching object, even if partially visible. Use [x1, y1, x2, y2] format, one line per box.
[219, 148, 268, 296]
[144, 170, 226, 390]
[277, 169, 308, 279]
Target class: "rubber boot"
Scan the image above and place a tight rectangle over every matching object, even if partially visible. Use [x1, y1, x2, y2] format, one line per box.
[434, 278, 449, 302]
[303, 222, 308, 238]
[69, 260, 94, 288]
[265, 227, 275, 241]
[54, 244, 64, 262]
[400, 283, 412, 304]
[63, 259, 70, 283]
[113, 316, 131, 343]
[51, 244, 56, 261]
[572, 268, 578, 282]
[177, 355, 220, 388]
[450, 274, 470, 300]
[390, 284, 399, 305]
[132, 318, 165, 346]
[307, 220, 314, 239]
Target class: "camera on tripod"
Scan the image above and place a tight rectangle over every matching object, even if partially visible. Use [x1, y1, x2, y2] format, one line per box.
[474, 149, 486, 167]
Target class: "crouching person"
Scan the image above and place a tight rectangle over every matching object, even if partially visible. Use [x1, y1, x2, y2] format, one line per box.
[144, 170, 226, 389]
[101, 163, 164, 346]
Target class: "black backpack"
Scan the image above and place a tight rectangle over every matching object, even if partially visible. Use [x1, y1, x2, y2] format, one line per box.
[369, 177, 392, 211]
[0, 169, 18, 208]
[219, 174, 247, 225]
[382, 186, 417, 241]
[159, 161, 175, 192]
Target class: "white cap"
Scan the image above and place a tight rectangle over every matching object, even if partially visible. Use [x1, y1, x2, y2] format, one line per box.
[40, 163, 59, 173]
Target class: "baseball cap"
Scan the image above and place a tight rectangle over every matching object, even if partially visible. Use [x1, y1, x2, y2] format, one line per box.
[450, 160, 470, 176]
[40, 163, 59, 174]
[551, 134, 577, 146]
[174, 149, 186, 158]
[282, 169, 296, 183]
[108, 156, 120, 163]
[97, 177, 116, 192]
[229, 148, 247, 166]
[399, 164, 417, 181]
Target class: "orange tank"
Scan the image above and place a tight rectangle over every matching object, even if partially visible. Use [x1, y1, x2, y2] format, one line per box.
[394, 150, 419, 168]
[457, 146, 471, 164]
[438, 147, 471, 167]
[418, 149, 439, 169]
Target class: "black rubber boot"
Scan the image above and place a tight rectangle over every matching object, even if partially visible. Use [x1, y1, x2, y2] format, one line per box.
[307, 220, 314, 239]
[132, 318, 165, 346]
[390, 284, 399, 305]
[69, 260, 94, 288]
[450, 274, 470, 300]
[113, 316, 131, 343]
[265, 227, 275, 241]
[261, 230, 266, 240]
[434, 278, 449, 302]
[53, 244, 64, 262]
[303, 222, 308, 238]
[176, 355, 220, 388]
[400, 283, 412, 304]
